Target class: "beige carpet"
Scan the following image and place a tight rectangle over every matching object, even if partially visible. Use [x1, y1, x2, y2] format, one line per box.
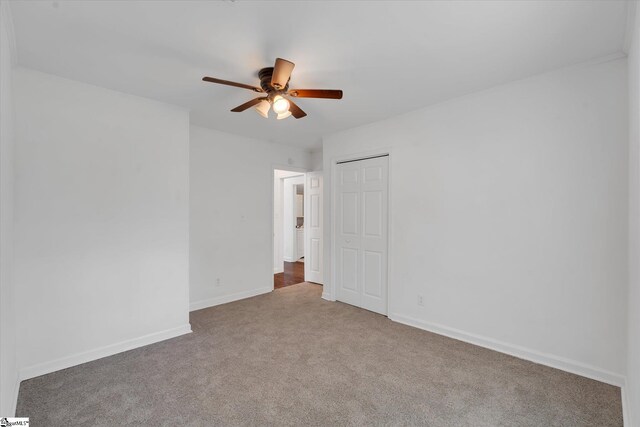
[17, 283, 622, 426]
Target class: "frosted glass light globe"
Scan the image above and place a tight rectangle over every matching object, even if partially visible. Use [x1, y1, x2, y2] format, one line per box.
[272, 96, 290, 114]
[255, 100, 270, 118]
[277, 111, 292, 120]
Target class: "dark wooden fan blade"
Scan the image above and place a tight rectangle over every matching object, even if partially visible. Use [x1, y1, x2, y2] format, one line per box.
[271, 58, 295, 89]
[287, 98, 307, 119]
[288, 89, 343, 99]
[202, 77, 263, 93]
[231, 97, 267, 112]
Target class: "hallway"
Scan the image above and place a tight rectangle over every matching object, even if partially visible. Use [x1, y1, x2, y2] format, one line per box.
[274, 261, 305, 289]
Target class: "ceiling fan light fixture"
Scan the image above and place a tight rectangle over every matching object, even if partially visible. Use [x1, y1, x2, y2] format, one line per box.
[255, 100, 270, 118]
[276, 111, 292, 120]
[272, 95, 290, 114]
[202, 57, 343, 120]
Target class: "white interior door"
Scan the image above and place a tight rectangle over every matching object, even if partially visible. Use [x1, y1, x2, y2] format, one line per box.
[336, 156, 388, 315]
[305, 172, 323, 284]
[283, 175, 304, 262]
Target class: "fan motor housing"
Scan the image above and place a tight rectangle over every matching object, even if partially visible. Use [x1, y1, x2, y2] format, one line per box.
[259, 67, 289, 93]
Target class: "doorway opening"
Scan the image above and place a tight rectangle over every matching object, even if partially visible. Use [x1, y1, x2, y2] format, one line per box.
[273, 170, 306, 289]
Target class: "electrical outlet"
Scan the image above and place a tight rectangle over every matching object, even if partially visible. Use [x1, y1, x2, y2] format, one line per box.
[418, 295, 424, 306]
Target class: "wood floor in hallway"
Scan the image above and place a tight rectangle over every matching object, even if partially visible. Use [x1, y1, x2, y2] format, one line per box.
[274, 261, 305, 289]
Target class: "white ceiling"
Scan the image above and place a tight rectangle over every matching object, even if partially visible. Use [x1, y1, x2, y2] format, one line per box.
[10, 0, 630, 151]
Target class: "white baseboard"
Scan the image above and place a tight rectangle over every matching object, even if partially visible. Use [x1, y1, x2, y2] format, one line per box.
[621, 381, 630, 427]
[274, 267, 283, 274]
[321, 292, 334, 301]
[10, 372, 19, 416]
[388, 313, 626, 388]
[283, 256, 295, 262]
[190, 287, 272, 312]
[19, 324, 192, 381]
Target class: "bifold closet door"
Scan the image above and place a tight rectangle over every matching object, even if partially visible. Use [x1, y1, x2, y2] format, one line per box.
[336, 156, 388, 315]
[305, 172, 323, 284]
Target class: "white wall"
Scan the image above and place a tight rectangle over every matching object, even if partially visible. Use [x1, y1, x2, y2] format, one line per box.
[310, 149, 323, 171]
[323, 57, 629, 385]
[13, 68, 191, 379]
[190, 125, 310, 311]
[626, 2, 640, 425]
[0, 1, 18, 416]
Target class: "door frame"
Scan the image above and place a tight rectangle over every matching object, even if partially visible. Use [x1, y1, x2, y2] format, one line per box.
[285, 176, 305, 263]
[271, 164, 307, 291]
[327, 148, 394, 315]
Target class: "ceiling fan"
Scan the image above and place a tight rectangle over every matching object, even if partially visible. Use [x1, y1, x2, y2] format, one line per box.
[202, 58, 343, 120]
